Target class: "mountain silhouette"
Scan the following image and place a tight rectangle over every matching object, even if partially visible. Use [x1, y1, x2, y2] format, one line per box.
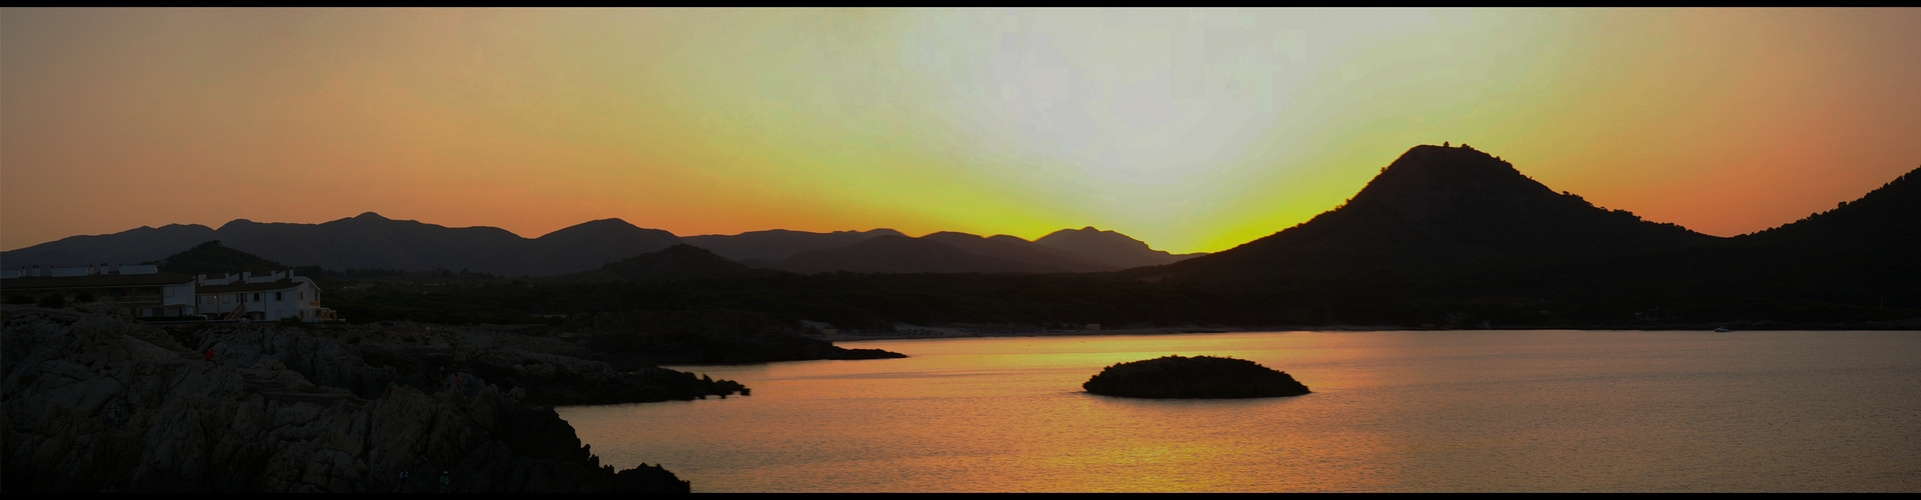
[681, 228, 906, 263]
[552, 244, 774, 283]
[3, 212, 680, 277]
[1151, 144, 1719, 281]
[529, 218, 686, 275]
[767, 235, 1071, 274]
[919, 231, 1119, 272]
[1698, 165, 1921, 301]
[1742, 166, 1920, 249]
[685, 228, 1187, 274]
[147, 240, 291, 276]
[6, 214, 1204, 278]
[2, 223, 217, 270]
[1034, 226, 1205, 269]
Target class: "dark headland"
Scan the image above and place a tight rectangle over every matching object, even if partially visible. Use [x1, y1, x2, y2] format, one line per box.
[0, 302, 891, 492]
[1083, 355, 1311, 399]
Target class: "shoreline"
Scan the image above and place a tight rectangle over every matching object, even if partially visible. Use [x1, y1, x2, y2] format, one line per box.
[815, 326, 1257, 342]
[815, 323, 1921, 342]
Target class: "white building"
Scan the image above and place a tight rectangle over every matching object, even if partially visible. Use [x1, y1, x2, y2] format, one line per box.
[194, 270, 337, 321]
[1, 265, 197, 318]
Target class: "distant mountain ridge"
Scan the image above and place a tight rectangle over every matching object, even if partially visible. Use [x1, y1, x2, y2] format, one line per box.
[550, 244, 777, 283]
[7, 213, 1200, 278]
[1035, 227, 1206, 269]
[3, 223, 219, 270]
[3, 212, 681, 278]
[13, 143, 1910, 328]
[765, 235, 1074, 274]
[680, 228, 906, 263]
[683, 227, 1203, 275]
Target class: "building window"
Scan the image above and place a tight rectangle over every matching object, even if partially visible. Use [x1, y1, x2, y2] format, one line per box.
[251, 293, 260, 302]
[276, 292, 283, 301]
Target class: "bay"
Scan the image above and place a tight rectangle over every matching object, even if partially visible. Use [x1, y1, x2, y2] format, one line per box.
[557, 330, 1921, 492]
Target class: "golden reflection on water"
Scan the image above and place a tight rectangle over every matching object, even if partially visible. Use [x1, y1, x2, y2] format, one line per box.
[557, 331, 1921, 492]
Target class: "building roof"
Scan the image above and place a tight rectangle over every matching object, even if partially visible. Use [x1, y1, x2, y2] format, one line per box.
[1, 272, 196, 290]
[198, 278, 310, 294]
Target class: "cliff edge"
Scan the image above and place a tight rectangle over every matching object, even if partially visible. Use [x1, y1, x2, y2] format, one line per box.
[0, 306, 689, 492]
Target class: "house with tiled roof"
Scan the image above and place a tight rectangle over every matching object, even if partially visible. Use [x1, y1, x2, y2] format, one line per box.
[3, 265, 336, 321]
[194, 270, 336, 321]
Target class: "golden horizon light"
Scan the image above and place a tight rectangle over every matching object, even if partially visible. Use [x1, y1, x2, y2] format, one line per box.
[4, 8, 1918, 254]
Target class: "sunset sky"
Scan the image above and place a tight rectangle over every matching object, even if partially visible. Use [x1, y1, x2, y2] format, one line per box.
[4, 8, 1918, 254]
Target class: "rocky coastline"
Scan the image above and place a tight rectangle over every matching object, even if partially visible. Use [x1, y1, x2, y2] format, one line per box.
[0, 305, 718, 492]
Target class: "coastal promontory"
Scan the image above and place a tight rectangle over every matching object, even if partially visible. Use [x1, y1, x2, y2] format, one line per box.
[1082, 355, 1311, 399]
[0, 305, 693, 492]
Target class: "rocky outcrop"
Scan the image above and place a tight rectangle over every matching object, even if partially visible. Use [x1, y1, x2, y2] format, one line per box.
[1, 307, 689, 492]
[140, 320, 750, 406]
[566, 310, 907, 365]
[1082, 355, 1311, 399]
[452, 343, 746, 406]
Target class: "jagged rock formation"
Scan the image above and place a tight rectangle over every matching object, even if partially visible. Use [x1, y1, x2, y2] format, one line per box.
[1083, 355, 1310, 399]
[0, 307, 691, 492]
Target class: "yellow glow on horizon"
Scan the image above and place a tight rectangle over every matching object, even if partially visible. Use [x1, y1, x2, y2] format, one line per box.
[4, 8, 1918, 255]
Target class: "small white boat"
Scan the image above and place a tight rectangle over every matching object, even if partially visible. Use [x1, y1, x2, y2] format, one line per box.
[1714, 326, 1732, 333]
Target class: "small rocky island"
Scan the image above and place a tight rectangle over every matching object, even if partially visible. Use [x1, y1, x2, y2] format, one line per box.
[1082, 355, 1311, 399]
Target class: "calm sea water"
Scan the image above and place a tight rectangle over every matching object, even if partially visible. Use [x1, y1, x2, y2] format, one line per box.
[556, 330, 1921, 492]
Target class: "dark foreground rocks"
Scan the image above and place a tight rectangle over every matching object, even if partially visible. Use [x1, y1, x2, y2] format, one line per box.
[1083, 355, 1311, 399]
[0, 307, 689, 492]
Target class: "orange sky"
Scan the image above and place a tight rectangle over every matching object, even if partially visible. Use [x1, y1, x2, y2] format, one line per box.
[4, 8, 1918, 254]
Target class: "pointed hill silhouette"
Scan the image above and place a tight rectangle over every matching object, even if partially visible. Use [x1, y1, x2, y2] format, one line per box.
[146, 240, 291, 276]
[528, 218, 687, 276]
[1149, 144, 1719, 282]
